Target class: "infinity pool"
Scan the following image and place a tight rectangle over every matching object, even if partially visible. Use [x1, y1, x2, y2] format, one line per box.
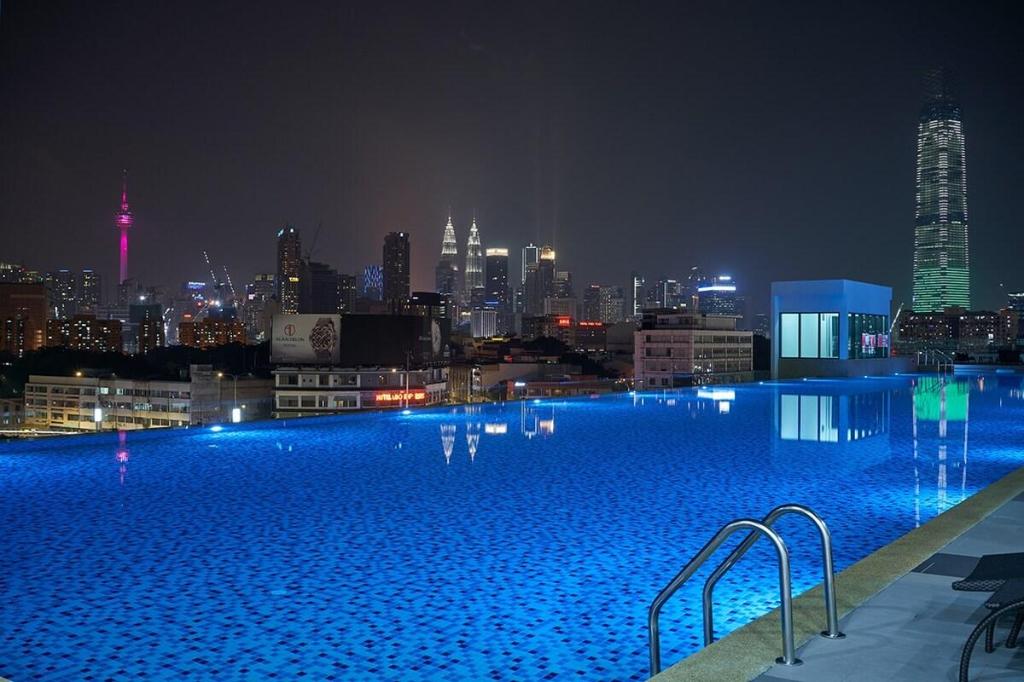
[3, 373, 1023, 680]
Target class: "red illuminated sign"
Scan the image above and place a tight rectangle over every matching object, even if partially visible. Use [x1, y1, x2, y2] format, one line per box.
[375, 391, 427, 403]
[556, 316, 572, 327]
[577, 320, 602, 327]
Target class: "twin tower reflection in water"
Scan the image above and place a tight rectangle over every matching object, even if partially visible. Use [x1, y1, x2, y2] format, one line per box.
[438, 401, 558, 464]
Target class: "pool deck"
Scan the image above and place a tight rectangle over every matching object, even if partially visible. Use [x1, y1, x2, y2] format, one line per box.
[652, 465, 1024, 682]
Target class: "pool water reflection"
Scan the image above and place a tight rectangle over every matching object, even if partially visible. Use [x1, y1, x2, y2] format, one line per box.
[1, 373, 1023, 681]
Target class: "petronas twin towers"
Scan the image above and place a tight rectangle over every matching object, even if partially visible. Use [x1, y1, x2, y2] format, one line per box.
[434, 214, 484, 302]
[912, 68, 971, 313]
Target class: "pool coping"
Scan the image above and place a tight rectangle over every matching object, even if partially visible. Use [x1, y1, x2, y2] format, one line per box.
[649, 463, 1024, 682]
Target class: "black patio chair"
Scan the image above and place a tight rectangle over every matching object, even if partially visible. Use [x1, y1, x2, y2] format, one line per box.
[954, 553, 1024, 682]
[953, 553, 1024, 594]
[958, 578, 1024, 681]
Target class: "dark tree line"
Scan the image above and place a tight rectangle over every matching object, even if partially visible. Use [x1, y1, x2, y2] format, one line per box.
[0, 342, 272, 398]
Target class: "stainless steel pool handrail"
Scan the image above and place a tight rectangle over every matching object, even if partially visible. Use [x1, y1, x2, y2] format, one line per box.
[918, 348, 955, 374]
[702, 503, 844, 646]
[648, 519, 799, 677]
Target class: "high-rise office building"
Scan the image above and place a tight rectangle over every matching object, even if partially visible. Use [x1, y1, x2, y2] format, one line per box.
[45, 270, 78, 319]
[114, 169, 133, 285]
[435, 215, 459, 295]
[79, 269, 101, 313]
[599, 285, 626, 324]
[408, 291, 451, 323]
[554, 271, 574, 299]
[470, 309, 498, 339]
[383, 232, 410, 311]
[276, 225, 302, 315]
[130, 302, 163, 354]
[464, 220, 484, 302]
[339, 274, 357, 314]
[753, 313, 770, 338]
[360, 265, 383, 301]
[300, 261, 341, 314]
[137, 316, 164, 354]
[686, 266, 709, 297]
[521, 244, 539, 284]
[631, 272, 645, 318]
[582, 285, 602, 321]
[244, 274, 276, 343]
[525, 246, 556, 315]
[656, 279, 684, 309]
[913, 69, 970, 312]
[698, 275, 744, 324]
[0, 282, 48, 356]
[485, 248, 510, 332]
[484, 248, 510, 308]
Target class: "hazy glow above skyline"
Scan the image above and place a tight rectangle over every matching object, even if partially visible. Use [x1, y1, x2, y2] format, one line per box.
[1, 2, 1023, 313]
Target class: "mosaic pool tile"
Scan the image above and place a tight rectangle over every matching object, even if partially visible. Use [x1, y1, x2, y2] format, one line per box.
[2, 374, 1023, 680]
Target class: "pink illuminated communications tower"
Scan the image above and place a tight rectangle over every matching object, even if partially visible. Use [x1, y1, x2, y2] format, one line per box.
[115, 169, 133, 284]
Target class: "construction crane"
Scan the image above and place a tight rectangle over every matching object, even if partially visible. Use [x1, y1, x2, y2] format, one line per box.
[305, 221, 323, 261]
[889, 301, 905, 335]
[202, 251, 221, 288]
[221, 265, 237, 302]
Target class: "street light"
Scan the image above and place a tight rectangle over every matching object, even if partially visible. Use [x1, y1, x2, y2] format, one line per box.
[217, 372, 243, 423]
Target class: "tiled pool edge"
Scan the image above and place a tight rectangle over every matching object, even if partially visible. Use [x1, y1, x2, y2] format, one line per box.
[649, 464, 1024, 682]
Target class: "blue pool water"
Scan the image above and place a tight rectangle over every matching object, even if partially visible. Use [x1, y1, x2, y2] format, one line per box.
[3, 373, 1024, 680]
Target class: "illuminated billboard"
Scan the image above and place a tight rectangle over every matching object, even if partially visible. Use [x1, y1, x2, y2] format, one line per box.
[271, 314, 341, 364]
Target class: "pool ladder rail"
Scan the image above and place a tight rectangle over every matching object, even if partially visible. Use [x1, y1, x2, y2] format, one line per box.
[918, 348, 955, 374]
[647, 503, 845, 677]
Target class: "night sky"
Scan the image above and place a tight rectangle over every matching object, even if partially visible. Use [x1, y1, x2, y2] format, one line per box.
[2, 1, 1023, 314]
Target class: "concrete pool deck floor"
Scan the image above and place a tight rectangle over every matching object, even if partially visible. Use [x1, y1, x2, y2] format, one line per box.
[652, 465, 1024, 682]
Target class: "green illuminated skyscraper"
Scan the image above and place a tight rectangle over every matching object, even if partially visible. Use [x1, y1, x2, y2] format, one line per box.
[912, 69, 970, 312]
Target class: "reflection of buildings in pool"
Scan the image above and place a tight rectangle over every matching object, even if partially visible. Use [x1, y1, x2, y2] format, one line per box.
[466, 422, 480, 461]
[440, 423, 456, 464]
[439, 420, 513, 464]
[520, 401, 555, 438]
[116, 429, 130, 486]
[776, 391, 890, 443]
[697, 388, 735, 414]
[912, 377, 970, 522]
[992, 373, 1023, 399]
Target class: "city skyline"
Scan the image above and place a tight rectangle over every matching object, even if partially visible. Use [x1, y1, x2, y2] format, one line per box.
[4, 5, 1024, 680]
[3, 2, 1024, 315]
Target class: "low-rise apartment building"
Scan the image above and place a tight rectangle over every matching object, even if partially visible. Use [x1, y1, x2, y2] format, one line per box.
[272, 366, 448, 416]
[46, 314, 123, 352]
[178, 315, 246, 348]
[633, 309, 753, 388]
[24, 365, 272, 431]
[896, 306, 1019, 355]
